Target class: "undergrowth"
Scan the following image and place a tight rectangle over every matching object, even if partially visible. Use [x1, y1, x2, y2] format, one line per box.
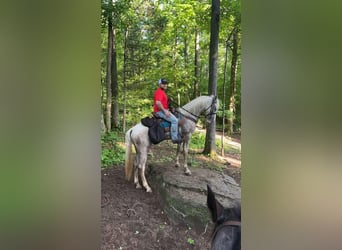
[101, 131, 125, 168]
[190, 131, 240, 154]
[183, 131, 240, 171]
[101, 130, 240, 170]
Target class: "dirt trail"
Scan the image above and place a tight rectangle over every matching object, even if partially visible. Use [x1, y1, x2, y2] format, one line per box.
[102, 136, 241, 250]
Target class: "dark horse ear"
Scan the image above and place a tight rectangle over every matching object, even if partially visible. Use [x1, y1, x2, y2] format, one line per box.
[207, 185, 224, 223]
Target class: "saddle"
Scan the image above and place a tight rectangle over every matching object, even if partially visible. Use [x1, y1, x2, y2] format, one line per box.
[141, 112, 184, 144]
[141, 115, 168, 144]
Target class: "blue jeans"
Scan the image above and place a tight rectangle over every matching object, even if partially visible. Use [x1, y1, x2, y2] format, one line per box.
[156, 111, 179, 141]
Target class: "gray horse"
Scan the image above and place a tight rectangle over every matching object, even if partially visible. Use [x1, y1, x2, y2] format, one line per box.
[125, 95, 218, 192]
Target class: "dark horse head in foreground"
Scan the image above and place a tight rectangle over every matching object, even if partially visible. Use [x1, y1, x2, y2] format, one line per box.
[207, 185, 241, 250]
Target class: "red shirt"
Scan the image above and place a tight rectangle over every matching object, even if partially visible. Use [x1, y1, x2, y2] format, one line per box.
[153, 87, 168, 112]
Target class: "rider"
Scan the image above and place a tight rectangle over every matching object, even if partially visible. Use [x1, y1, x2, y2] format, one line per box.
[153, 78, 182, 144]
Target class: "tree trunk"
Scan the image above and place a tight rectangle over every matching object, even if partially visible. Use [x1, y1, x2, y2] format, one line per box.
[105, 15, 113, 132]
[173, 27, 178, 89]
[101, 87, 106, 133]
[101, 112, 106, 133]
[123, 28, 129, 133]
[221, 40, 229, 156]
[111, 27, 119, 129]
[221, 29, 234, 155]
[228, 27, 238, 135]
[203, 0, 220, 156]
[184, 36, 188, 64]
[193, 29, 200, 99]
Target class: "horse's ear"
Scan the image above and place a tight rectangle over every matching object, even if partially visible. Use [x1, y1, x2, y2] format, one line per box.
[207, 185, 224, 223]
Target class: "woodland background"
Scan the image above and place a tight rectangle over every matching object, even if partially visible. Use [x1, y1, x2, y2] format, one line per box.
[101, 0, 241, 143]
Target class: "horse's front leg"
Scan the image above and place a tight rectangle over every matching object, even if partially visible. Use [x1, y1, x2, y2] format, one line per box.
[175, 143, 181, 168]
[140, 167, 152, 192]
[183, 141, 191, 176]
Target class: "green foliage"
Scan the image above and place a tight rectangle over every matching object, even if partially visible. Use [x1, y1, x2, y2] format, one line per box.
[101, 0, 241, 133]
[187, 238, 195, 245]
[216, 109, 233, 120]
[189, 132, 206, 150]
[101, 132, 125, 168]
[188, 158, 200, 168]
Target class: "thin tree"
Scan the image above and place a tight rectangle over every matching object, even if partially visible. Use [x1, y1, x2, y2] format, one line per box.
[227, 26, 239, 135]
[203, 0, 220, 156]
[122, 28, 129, 133]
[101, 86, 106, 133]
[105, 14, 113, 132]
[111, 28, 119, 128]
[221, 40, 229, 156]
[220, 29, 235, 155]
[193, 29, 200, 99]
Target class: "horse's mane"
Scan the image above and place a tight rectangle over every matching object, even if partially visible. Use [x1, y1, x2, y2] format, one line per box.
[181, 95, 213, 116]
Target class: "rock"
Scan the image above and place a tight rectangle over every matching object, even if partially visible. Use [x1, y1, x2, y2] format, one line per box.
[148, 164, 241, 232]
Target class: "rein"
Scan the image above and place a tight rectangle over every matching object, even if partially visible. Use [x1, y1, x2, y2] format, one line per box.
[178, 112, 197, 123]
[169, 96, 217, 123]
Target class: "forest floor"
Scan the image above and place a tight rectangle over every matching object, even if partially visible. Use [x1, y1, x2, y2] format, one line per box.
[101, 134, 241, 250]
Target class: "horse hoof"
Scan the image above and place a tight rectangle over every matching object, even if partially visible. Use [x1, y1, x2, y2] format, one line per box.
[146, 188, 152, 193]
[135, 184, 142, 189]
[184, 170, 192, 176]
[175, 163, 180, 168]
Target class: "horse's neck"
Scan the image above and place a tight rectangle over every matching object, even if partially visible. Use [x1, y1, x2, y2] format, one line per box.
[182, 96, 210, 117]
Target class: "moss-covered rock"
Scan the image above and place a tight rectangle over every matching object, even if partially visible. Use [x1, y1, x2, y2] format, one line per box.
[148, 163, 241, 232]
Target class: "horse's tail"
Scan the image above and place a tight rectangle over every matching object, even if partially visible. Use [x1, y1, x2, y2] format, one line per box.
[125, 128, 134, 181]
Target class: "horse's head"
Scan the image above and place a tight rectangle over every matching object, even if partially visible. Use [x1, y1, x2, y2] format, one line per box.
[207, 185, 241, 250]
[205, 95, 219, 124]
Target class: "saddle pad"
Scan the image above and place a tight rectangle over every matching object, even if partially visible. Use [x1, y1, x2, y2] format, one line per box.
[141, 116, 155, 127]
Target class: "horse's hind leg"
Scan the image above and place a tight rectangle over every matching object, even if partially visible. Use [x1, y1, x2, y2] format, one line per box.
[139, 152, 152, 192]
[133, 155, 142, 189]
[134, 166, 142, 189]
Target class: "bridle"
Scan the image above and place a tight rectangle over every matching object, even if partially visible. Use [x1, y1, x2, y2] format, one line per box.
[211, 220, 241, 243]
[173, 95, 218, 123]
[204, 95, 218, 120]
